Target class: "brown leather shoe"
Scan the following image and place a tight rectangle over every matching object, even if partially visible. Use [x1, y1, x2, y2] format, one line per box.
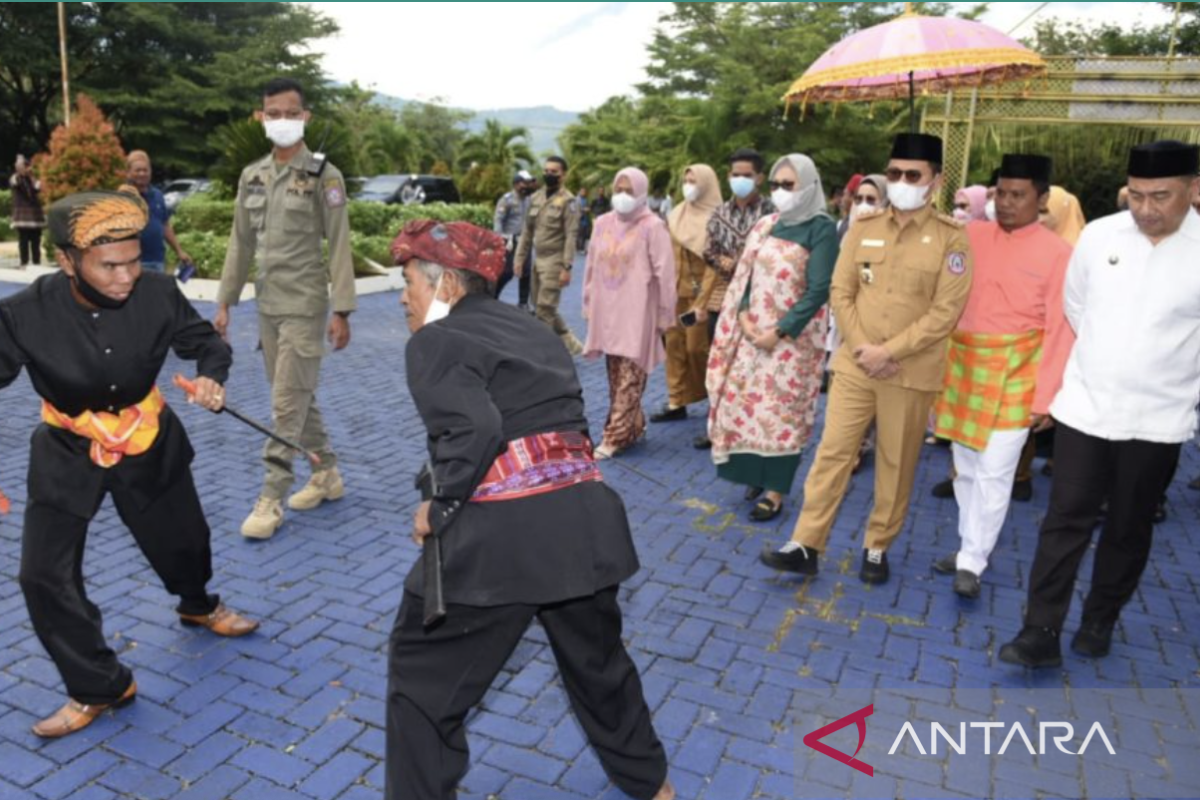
[179, 604, 259, 637]
[32, 679, 137, 739]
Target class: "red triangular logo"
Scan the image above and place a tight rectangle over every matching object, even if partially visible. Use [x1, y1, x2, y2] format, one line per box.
[802, 703, 874, 777]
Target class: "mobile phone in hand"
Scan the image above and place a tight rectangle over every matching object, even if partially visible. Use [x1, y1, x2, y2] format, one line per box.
[679, 310, 698, 328]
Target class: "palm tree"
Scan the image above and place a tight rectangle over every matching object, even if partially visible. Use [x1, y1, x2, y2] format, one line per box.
[457, 119, 535, 174]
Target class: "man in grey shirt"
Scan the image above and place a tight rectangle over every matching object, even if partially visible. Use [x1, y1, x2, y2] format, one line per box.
[493, 170, 535, 308]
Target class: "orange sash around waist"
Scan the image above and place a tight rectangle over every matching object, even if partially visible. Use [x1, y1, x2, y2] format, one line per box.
[42, 386, 166, 468]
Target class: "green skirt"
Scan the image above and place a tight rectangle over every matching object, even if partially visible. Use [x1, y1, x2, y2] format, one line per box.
[717, 453, 803, 495]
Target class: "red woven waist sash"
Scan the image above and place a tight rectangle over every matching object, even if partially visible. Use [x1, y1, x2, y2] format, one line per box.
[471, 431, 603, 503]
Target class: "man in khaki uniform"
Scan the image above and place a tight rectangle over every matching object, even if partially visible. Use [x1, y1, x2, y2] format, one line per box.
[515, 156, 583, 354]
[761, 133, 973, 584]
[216, 77, 357, 540]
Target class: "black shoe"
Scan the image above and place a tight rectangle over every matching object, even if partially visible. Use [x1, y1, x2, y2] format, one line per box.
[1071, 620, 1115, 659]
[998, 626, 1062, 668]
[953, 569, 981, 599]
[1188, 475, 1200, 491]
[1152, 501, 1167, 525]
[932, 553, 957, 575]
[744, 486, 764, 502]
[859, 549, 889, 584]
[1010, 479, 1033, 503]
[760, 544, 819, 575]
[692, 435, 712, 450]
[1041, 461, 1054, 477]
[749, 498, 783, 522]
[650, 406, 687, 423]
[931, 479, 955, 499]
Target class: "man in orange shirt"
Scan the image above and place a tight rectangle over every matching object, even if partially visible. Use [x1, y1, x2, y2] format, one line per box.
[930, 154, 1075, 599]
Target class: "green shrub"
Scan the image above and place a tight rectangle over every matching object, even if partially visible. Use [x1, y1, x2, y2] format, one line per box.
[173, 197, 236, 235]
[0, 219, 13, 242]
[0, 189, 12, 218]
[346, 201, 395, 237]
[168, 231, 231, 280]
[350, 231, 396, 267]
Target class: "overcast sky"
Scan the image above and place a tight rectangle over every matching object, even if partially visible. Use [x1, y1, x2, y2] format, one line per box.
[309, 2, 1177, 112]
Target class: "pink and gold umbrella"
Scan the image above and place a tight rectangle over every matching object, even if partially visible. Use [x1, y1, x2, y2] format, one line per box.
[785, 3, 1045, 129]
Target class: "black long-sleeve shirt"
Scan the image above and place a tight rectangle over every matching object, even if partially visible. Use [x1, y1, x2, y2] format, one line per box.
[405, 294, 639, 606]
[0, 272, 231, 517]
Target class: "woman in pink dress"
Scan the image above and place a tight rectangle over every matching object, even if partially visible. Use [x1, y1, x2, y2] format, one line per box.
[583, 167, 677, 459]
[706, 154, 839, 521]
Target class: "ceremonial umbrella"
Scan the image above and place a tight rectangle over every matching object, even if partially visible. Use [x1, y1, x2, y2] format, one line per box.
[784, 3, 1046, 131]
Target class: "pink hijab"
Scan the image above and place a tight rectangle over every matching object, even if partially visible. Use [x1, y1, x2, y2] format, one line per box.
[611, 167, 653, 227]
[955, 185, 989, 221]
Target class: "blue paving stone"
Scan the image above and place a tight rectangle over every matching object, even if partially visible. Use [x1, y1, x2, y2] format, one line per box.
[0, 740, 55, 785]
[166, 730, 244, 783]
[230, 744, 315, 786]
[98, 760, 183, 799]
[296, 750, 373, 799]
[175, 765, 252, 800]
[104, 727, 185, 768]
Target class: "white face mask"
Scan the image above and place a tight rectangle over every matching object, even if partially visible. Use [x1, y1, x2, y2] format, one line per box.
[264, 118, 305, 148]
[682, 183, 699, 203]
[854, 202, 876, 219]
[984, 199, 998, 221]
[612, 191, 639, 216]
[729, 176, 755, 199]
[887, 180, 931, 212]
[423, 274, 451, 325]
[953, 208, 971, 222]
[771, 183, 817, 216]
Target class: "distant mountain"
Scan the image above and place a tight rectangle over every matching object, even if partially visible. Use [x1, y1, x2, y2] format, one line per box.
[371, 92, 578, 156]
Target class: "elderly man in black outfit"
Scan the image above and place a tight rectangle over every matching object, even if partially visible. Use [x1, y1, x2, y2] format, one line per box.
[385, 219, 673, 800]
[0, 189, 258, 739]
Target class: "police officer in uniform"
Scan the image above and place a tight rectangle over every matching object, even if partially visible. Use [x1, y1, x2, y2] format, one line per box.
[515, 155, 583, 354]
[217, 77, 357, 540]
[761, 133, 973, 584]
[492, 169, 535, 308]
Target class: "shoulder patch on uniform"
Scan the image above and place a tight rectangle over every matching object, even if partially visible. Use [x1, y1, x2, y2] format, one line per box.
[947, 251, 968, 275]
[937, 211, 965, 228]
[324, 177, 346, 208]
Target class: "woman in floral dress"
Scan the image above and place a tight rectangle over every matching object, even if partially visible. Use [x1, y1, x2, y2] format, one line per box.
[706, 154, 838, 521]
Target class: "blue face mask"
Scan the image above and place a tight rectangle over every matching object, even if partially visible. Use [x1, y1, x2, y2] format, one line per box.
[729, 176, 756, 199]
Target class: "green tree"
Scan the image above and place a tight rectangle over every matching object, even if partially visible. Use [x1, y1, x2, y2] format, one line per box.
[458, 119, 534, 173]
[0, 2, 338, 177]
[399, 101, 472, 172]
[562, 2, 979, 197]
[335, 83, 421, 176]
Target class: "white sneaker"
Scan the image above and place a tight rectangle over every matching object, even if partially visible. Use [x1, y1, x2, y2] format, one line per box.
[287, 467, 345, 511]
[242, 497, 284, 540]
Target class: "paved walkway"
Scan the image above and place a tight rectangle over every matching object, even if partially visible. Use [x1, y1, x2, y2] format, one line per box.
[1, 266, 1197, 800]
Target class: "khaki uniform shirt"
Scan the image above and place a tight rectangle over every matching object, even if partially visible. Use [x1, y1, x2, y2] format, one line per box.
[219, 145, 357, 317]
[514, 187, 579, 275]
[830, 204, 973, 392]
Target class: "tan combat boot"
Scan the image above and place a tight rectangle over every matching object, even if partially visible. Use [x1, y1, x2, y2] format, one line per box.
[242, 496, 284, 540]
[287, 467, 345, 511]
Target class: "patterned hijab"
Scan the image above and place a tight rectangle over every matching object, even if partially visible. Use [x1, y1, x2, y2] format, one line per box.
[668, 164, 722, 258]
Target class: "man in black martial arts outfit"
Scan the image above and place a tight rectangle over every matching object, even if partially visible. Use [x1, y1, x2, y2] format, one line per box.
[0, 190, 258, 738]
[386, 219, 673, 800]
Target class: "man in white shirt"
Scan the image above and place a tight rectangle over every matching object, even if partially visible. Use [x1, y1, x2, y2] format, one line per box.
[1000, 141, 1200, 669]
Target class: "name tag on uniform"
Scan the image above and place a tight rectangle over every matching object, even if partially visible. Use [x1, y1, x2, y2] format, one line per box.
[861, 239, 885, 248]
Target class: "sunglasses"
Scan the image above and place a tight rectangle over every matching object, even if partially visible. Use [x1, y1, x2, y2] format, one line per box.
[885, 167, 928, 185]
[768, 180, 796, 191]
[853, 194, 878, 205]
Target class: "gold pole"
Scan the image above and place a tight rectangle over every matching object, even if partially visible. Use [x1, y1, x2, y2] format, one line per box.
[57, 2, 70, 125]
[1167, 2, 1183, 59]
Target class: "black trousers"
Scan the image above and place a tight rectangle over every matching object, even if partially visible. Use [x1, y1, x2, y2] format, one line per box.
[1024, 423, 1180, 631]
[18, 228, 42, 265]
[386, 588, 667, 800]
[494, 237, 531, 306]
[19, 469, 218, 705]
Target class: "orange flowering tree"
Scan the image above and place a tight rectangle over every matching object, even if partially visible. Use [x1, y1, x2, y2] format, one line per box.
[34, 94, 127, 205]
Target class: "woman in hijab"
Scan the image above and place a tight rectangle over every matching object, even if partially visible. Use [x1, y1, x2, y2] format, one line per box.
[953, 185, 989, 222]
[583, 167, 677, 459]
[652, 164, 722, 424]
[706, 154, 839, 521]
[1041, 185, 1086, 246]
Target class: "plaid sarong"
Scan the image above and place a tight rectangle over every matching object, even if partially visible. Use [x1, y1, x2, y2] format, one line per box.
[471, 431, 602, 503]
[933, 330, 1043, 452]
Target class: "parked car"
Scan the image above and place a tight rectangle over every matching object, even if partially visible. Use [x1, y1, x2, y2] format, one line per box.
[162, 178, 212, 211]
[354, 174, 460, 205]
